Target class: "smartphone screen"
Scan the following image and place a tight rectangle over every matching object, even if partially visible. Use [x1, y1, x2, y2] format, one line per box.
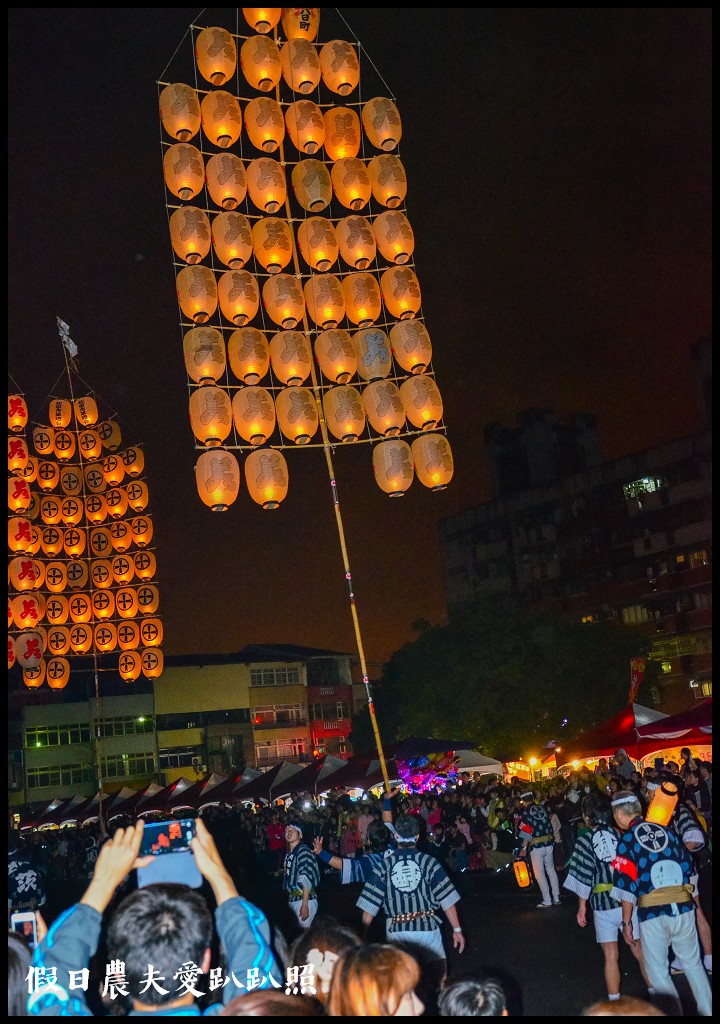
[139, 818, 196, 857]
[11, 914, 38, 949]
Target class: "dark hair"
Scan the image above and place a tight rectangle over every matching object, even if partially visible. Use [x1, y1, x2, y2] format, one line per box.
[438, 977, 507, 1016]
[219, 992, 324, 1016]
[367, 819, 391, 853]
[394, 813, 421, 842]
[582, 791, 613, 827]
[9, 931, 33, 1016]
[106, 884, 212, 1007]
[287, 915, 361, 1004]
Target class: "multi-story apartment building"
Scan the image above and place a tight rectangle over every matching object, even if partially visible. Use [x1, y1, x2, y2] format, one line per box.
[439, 421, 711, 713]
[8, 644, 361, 809]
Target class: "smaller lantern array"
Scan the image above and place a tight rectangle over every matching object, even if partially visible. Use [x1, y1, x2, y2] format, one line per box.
[8, 387, 163, 688]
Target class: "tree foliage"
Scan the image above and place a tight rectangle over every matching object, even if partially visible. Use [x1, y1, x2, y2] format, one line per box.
[350, 595, 651, 757]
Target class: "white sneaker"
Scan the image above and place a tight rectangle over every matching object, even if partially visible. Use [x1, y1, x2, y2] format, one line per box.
[552, 898, 561, 905]
[536, 901, 552, 908]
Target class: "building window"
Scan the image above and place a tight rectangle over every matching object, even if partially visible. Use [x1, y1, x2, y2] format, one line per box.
[623, 476, 667, 500]
[700, 682, 712, 697]
[158, 747, 201, 770]
[250, 667, 301, 687]
[26, 764, 95, 789]
[621, 605, 659, 625]
[689, 550, 709, 569]
[251, 704, 303, 724]
[102, 753, 156, 778]
[96, 715, 155, 738]
[255, 737, 306, 763]
[25, 724, 91, 748]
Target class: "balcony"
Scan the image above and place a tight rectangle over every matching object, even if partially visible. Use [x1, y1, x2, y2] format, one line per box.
[251, 716, 308, 730]
[254, 753, 313, 767]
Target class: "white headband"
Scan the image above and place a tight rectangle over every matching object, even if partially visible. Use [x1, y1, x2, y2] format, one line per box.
[611, 793, 638, 808]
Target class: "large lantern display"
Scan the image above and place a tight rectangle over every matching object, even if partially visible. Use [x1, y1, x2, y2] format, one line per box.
[158, 11, 455, 797]
[8, 326, 163, 699]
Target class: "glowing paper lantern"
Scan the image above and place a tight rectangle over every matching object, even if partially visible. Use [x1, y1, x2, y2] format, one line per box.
[412, 433, 454, 491]
[246, 157, 287, 214]
[211, 212, 253, 269]
[94, 622, 118, 653]
[244, 97, 284, 153]
[40, 527, 64, 558]
[60, 496, 84, 526]
[218, 270, 260, 327]
[323, 107, 361, 160]
[119, 650, 143, 681]
[228, 327, 270, 384]
[342, 272, 382, 327]
[8, 637, 15, 670]
[159, 83, 201, 142]
[243, 8, 282, 34]
[46, 626, 70, 657]
[380, 266, 421, 320]
[314, 328, 357, 383]
[319, 40, 359, 96]
[37, 460, 60, 491]
[69, 624, 92, 654]
[19, 455, 38, 484]
[646, 781, 679, 826]
[126, 481, 149, 512]
[102, 454, 125, 486]
[200, 90, 242, 149]
[232, 386, 276, 445]
[9, 557, 41, 592]
[111, 554, 135, 584]
[118, 622, 141, 653]
[296, 216, 338, 271]
[514, 860, 532, 888]
[177, 264, 218, 323]
[304, 274, 345, 329]
[85, 494, 108, 525]
[282, 7, 320, 41]
[363, 381, 406, 437]
[400, 376, 443, 430]
[331, 158, 371, 211]
[78, 429, 102, 461]
[83, 464, 106, 494]
[110, 520, 133, 553]
[196, 448, 241, 510]
[206, 153, 247, 210]
[323, 385, 366, 442]
[285, 100, 324, 153]
[353, 327, 392, 381]
[140, 618, 163, 648]
[137, 584, 160, 616]
[189, 386, 233, 447]
[169, 207, 211, 264]
[40, 495, 62, 525]
[134, 550, 157, 580]
[269, 330, 312, 385]
[195, 26, 237, 86]
[390, 320, 432, 375]
[373, 210, 414, 265]
[48, 398, 72, 428]
[122, 446, 145, 478]
[240, 35, 282, 92]
[291, 159, 332, 213]
[335, 215, 376, 271]
[46, 657, 70, 691]
[368, 154, 407, 209]
[69, 592, 92, 624]
[177, 266, 218, 324]
[23, 663, 46, 689]
[8, 516, 33, 554]
[115, 588, 139, 619]
[251, 217, 293, 273]
[275, 386, 319, 445]
[372, 438, 414, 497]
[8, 478, 32, 514]
[32, 425, 54, 457]
[106, 487, 129, 520]
[183, 327, 226, 384]
[141, 648, 164, 679]
[244, 449, 289, 509]
[59, 466, 82, 496]
[12, 593, 45, 630]
[92, 589, 115, 620]
[280, 38, 321, 95]
[91, 559, 113, 589]
[98, 419, 122, 452]
[8, 394, 28, 433]
[53, 430, 76, 462]
[163, 144, 205, 201]
[25, 525, 42, 556]
[66, 560, 89, 591]
[8, 436, 28, 475]
[362, 97, 402, 151]
[262, 274, 305, 329]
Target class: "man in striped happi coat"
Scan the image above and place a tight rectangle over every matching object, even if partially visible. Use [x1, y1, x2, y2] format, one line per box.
[563, 790, 649, 1003]
[283, 821, 321, 930]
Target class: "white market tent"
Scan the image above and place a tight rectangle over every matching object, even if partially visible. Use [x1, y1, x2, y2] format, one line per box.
[453, 750, 505, 776]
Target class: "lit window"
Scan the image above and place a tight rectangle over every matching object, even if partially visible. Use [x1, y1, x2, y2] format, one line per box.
[661, 661, 672, 674]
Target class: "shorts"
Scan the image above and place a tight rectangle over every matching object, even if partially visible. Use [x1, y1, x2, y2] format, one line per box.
[594, 905, 639, 944]
[386, 923, 446, 962]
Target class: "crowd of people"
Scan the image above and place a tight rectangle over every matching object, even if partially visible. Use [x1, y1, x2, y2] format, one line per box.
[8, 746, 712, 1015]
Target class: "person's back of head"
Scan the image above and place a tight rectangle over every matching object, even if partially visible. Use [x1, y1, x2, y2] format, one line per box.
[219, 991, 324, 1015]
[394, 813, 421, 845]
[438, 977, 508, 1016]
[287, 915, 361, 1005]
[107, 883, 213, 1009]
[327, 942, 422, 1016]
[581, 791, 613, 827]
[583, 995, 666, 1016]
[367, 819, 390, 853]
[9, 931, 33, 1016]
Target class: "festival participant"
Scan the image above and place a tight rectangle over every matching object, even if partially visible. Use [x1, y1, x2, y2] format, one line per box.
[668, 795, 712, 974]
[327, 942, 424, 1016]
[610, 790, 712, 1017]
[313, 819, 394, 883]
[264, 811, 287, 876]
[437, 976, 509, 1016]
[283, 821, 321, 931]
[517, 791, 561, 908]
[582, 995, 666, 1015]
[286, 915, 362, 1008]
[28, 818, 280, 1016]
[356, 813, 465, 996]
[612, 749, 636, 784]
[563, 791, 649, 1002]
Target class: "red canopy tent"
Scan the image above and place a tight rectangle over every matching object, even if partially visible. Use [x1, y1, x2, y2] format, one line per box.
[636, 698, 712, 744]
[135, 778, 193, 817]
[233, 762, 285, 803]
[557, 703, 669, 766]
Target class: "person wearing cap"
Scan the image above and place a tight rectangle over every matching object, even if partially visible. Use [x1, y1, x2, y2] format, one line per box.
[518, 790, 561, 908]
[563, 791, 650, 1003]
[610, 789, 712, 1016]
[612, 749, 636, 783]
[283, 821, 321, 931]
[356, 812, 465, 994]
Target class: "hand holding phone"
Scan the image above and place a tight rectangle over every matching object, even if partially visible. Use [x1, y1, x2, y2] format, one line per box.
[138, 818, 197, 857]
[11, 911, 38, 950]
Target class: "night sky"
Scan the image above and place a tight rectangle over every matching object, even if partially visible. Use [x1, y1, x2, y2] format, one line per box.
[8, 9, 711, 674]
